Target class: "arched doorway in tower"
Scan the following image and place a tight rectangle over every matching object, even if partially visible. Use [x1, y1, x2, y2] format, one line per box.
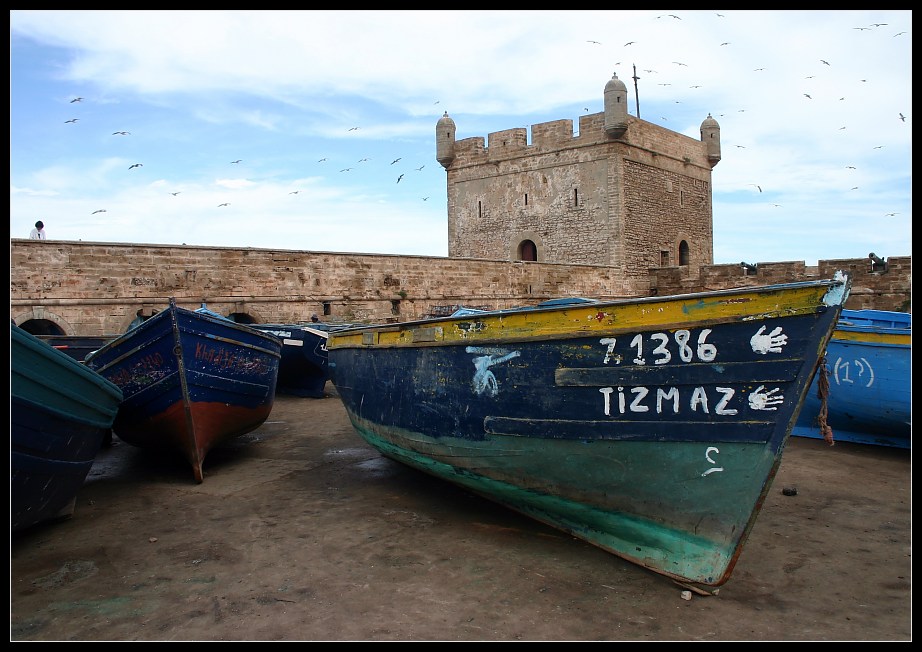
[517, 239, 538, 261]
[679, 240, 690, 266]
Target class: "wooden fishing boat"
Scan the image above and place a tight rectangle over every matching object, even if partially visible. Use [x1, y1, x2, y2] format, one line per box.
[84, 298, 282, 483]
[11, 323, 124, 532]
[792, 309, 911, 449]
[249, 323, 331, 398]
[327, 273, 851, 592]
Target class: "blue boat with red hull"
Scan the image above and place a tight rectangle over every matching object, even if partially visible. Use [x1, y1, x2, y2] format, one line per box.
[327, 273, 851, 592]
[12, 323, 124, 532]
[84, 298, 282, 483]
[793, 308, 911, 448]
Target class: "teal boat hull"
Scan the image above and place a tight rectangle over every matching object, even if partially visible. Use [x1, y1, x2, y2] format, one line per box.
[11, 324, 123, 532]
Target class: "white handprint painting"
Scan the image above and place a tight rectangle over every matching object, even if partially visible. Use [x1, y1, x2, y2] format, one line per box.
[748, 385, 784, 411]
[750, 325, 788, 354]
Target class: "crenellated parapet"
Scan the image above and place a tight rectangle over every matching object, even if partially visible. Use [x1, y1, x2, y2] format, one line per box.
[446, 111, 713, 172]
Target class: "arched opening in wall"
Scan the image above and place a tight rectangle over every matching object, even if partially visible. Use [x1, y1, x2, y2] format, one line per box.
[17, 319, 65, 336]
[679, 240, 690, 266]
[227, 312, 256, 324]
[518, 239, 538, 261]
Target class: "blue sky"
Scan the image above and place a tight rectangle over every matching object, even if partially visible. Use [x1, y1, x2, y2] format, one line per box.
[10, 10, 911, 266]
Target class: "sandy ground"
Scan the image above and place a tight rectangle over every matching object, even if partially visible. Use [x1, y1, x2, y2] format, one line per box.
[10, 387, 912, 642]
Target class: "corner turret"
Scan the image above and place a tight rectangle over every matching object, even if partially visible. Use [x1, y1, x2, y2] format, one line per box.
[700, 113, 721, 168]
[436, 111, 457, 168]
[603, 72, 628, 138]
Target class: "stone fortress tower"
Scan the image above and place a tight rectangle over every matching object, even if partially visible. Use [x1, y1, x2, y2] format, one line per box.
[437, 72, 722, 279]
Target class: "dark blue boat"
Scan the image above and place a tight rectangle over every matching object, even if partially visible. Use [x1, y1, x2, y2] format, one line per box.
[11, 323, 124, 532]
[792, 309, 911, 448]
[249, 324, 331, 398]
[328, 274, 851, 592]
[84, 298, 282, 483]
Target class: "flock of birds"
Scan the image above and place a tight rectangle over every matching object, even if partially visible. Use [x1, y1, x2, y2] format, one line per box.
[62, 96, 436, 213]
[57, 14, 907, 221]
[584, 15, 908, 217]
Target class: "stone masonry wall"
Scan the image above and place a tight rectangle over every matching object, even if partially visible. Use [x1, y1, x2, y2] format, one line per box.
[10, 239, 910, 337]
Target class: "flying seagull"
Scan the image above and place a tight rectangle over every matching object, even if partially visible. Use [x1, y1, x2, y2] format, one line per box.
[391, 158, 402, 165]
[112, 131, 130, 135]
[820, 59, 830, 65]
[91, 209, 106, 214]
[128, 163, 143, 169]
[397, 174, 404, 184]
[415, 165, 425, 171]
[289, 191, 300, 194]
[64, 118, 78, 123]
[624, 41, 635, 46]
[803, 94, 812, 99]
[171, 192, 181, 196]
[218, 203, 230, 207]
[586, 40, 601, 45]
[422, 197, 429, 201]
[899, 113, 906, 122]
[231, 159, 242, 164]
[70, 97, 83, 103]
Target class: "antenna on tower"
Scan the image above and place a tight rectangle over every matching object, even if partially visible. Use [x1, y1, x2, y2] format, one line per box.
[632, 64, 641, 118]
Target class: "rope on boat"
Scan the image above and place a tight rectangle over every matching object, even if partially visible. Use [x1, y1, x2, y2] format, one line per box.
[816, 354, 834, 446]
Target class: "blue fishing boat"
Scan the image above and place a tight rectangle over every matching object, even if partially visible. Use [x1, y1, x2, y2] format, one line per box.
[792, 309, 911, 448]
[11, 323, 124, 532]
[250, 323, 331, 398]
[84, 298, 282, 483]
[327, 273, 851, 593]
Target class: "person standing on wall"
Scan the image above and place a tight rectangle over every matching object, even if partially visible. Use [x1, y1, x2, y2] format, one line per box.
[29, 221, 46, 240]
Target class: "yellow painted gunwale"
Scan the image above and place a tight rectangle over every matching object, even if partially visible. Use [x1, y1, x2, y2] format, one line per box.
[328, 283, 838, 350]
[831, 330, 910, 346]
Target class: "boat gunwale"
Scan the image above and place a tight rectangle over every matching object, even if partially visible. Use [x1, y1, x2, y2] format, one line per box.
[328, 278, 845, 340]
